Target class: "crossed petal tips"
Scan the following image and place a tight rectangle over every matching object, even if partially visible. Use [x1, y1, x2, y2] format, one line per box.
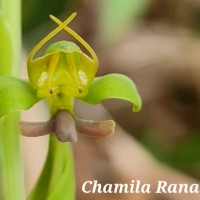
[49, 12, 77, 27]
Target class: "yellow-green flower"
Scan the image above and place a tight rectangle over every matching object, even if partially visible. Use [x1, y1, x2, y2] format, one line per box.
[27, 13, 98, 115]
[0, 12, 142, 142]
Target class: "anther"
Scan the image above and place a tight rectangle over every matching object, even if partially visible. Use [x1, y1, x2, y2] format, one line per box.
[49, 88, 54, 94]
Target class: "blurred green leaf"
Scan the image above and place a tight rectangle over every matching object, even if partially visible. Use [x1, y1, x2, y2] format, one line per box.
[28, 136, 75, 200]
[80, 73, 142, 112]
[0, 76, 40, 117]
[0, 14, 13, 75]
[0, 0, 27, 199]
[171, 134, 200, 164]
[141, 131, 200, 177]
[98, 0, 149, 44]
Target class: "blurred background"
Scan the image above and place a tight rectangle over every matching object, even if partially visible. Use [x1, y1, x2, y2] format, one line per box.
[21, 0, 200, 199]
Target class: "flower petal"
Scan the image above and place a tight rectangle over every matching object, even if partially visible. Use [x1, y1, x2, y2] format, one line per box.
[79, 73, 142, 112]
[0, 76, 40, 117]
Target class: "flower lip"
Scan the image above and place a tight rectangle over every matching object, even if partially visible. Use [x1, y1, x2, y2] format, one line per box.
[19, 109, 115, 142]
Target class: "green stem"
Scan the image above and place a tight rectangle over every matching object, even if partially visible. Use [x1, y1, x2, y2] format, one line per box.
[0, 0, 21, 75]
[0, 114, 25, 199]
[0, 0, 24, 199]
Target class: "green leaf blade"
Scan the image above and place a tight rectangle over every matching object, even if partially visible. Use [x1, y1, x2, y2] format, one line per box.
[0, 76, 40, 117]
[28, 136, 75, 200]
[80, 73, 142, 112]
